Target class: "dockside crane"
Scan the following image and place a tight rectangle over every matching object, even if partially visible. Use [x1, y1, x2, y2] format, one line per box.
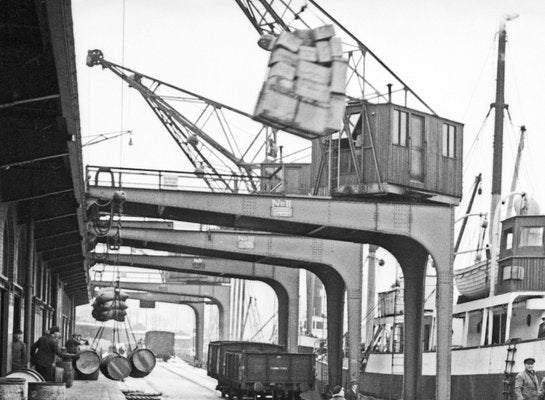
[234, 0, 446, 197]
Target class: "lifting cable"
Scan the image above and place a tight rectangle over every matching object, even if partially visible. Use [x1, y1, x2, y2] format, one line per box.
[463, 106, 492, 176]
[119, 0, 127, 166]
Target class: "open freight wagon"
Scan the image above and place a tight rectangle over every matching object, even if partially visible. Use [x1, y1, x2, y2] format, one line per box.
[207, 341, 285, 396]
[145, 331, 175, 361]
[223, 351, 315, 400]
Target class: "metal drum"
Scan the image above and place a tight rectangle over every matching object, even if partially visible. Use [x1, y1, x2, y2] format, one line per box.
[74, 350, 100, 380]
[4, 370, 44, 400]
[5, 368, 45, 382]
[99, 354, 131, 381]
[0, 378, 25, 400]
[128, 348, 156, 378]
[27, 382, 66, 400]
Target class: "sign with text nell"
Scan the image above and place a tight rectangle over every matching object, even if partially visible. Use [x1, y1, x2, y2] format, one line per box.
[270, 199, 293, 217]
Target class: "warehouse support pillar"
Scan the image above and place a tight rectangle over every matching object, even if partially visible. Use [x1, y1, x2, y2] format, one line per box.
[188, 302, 205, 364]
[24, 208, 34, 366]
[323, 272, 345, 386]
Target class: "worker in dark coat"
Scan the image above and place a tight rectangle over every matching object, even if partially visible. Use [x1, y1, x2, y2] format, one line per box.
[345, 381, 359, 400]
[11, 329, 26, 370]
[65, 334, 81, 354]
[30, 326, 76, 381]
[514, 358, 545, 400]
[538, 314, 545, 338]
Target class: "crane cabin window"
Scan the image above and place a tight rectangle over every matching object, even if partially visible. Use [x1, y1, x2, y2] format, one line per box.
[393, 109, 408, 146]
[442, 123, 456, 158]
[519, 227, 544, 248]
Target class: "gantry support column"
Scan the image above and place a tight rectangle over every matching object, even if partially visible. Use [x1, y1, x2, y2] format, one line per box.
[269, 281, 297, 352]
[434, 237, 454, 400]
[323, 271, 345, 386]
[391, 240, 428, 400]
[306, 272, 315, 334]
[188, 301, 205, 363]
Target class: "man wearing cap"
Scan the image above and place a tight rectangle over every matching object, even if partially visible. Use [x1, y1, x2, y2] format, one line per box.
[30, 326, 77, 381]
[11, 329, 26, 370]
[331, 385, 346, 400]
[514, 358, 545, 400]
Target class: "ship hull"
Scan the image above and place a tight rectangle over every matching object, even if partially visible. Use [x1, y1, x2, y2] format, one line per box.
[317, 338, 545, 400]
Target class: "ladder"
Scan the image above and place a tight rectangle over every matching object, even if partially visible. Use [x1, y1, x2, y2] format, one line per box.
[502, 341, 518, 400]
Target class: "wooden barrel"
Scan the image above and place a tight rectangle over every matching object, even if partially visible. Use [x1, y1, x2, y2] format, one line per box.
[27, 382, 66, 400]
[0, 378, 25, 400]
[128, 348, 156, 378]
[5, 368, 45, 382]
[99, 354, 131, 381]
[74, 349, 100, 380]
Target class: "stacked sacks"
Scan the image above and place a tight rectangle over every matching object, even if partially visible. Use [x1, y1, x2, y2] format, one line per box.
[254, 25, 348, 139]
[91, 287, 128, 322]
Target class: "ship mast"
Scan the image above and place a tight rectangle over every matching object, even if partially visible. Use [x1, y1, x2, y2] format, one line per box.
[488, 19, 508, 252]
[486, 15, 518, 345]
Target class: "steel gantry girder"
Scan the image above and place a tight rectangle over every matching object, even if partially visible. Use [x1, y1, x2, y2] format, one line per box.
[91, 253, 300, 352]
[91, 280, 231, 341]
[127, 291, 207, 363]
[87, 186, 454, 399]
[89, 226, 363, 386]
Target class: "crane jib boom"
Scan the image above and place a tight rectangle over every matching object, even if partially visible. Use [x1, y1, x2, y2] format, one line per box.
[88, 53, 246, 170]
[87, 49, 260, 192]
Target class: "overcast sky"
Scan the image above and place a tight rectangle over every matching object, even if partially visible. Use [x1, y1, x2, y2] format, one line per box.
[73, 0, 545, 330]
